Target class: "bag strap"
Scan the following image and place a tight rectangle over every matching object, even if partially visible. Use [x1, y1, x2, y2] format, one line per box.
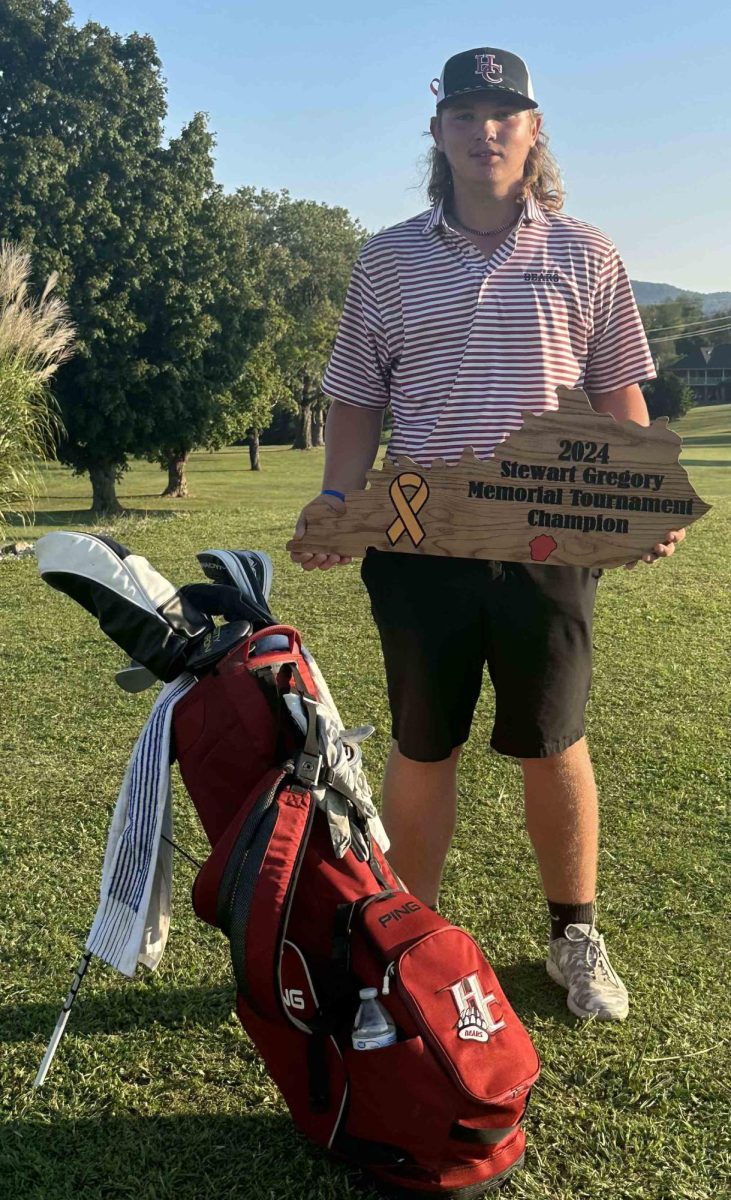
[449, 1122, 520, 1145]
[243, 625, 302, 661]
[449, 1089, 531, 1144]
[229, 779, 316, 1021]
[292, 694, 322, 787]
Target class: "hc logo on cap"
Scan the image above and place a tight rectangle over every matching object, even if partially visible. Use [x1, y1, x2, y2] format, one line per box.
[474, 54, 503, 85]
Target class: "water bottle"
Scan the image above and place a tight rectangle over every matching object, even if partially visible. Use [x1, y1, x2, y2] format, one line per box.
[351, 987, 397, 1050]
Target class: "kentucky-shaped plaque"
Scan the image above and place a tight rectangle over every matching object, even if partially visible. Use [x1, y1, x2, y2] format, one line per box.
[288, 387, 710, 568]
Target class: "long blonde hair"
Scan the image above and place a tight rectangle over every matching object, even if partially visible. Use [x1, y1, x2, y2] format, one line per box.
[425, 109, 565, 212]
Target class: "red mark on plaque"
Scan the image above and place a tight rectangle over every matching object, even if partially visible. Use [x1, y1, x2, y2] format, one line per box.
[530, 534, 558, 562]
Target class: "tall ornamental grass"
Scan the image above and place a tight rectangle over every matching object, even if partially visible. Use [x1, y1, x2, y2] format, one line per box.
[0, 243, 75, 529]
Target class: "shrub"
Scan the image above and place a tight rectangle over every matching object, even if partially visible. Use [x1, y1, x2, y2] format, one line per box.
[642, 369, 695, 422]
[0, 243, 74, 528]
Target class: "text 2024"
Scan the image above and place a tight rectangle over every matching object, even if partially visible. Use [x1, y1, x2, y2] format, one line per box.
[558, 440, 610, 464]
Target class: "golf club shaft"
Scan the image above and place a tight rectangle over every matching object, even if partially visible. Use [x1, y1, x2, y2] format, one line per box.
[32, 952, 92, 1088]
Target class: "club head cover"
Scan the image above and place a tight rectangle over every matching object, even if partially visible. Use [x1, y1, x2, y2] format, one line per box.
[196, 549, 274, 617]
[115, 662, 159, 693]
[341, 725, 376, 744]
[179, 582, 271, 629]
[184, 620, 253, 674]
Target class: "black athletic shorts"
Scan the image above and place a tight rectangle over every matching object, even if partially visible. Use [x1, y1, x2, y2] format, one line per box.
[361, 550, 602, 762]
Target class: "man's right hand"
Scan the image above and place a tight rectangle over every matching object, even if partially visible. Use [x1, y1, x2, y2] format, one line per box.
[290, 494, 353, 571]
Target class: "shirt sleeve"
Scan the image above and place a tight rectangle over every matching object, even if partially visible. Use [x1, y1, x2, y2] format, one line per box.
[583, 246, 657, 392]
[321, 257, 391, 409]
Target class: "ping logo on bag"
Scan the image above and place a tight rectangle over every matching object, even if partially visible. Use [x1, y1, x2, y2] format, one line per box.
[280, 941, 318, 1020]
[378, 900, 421, 927]
[449, 974, 507, 1043]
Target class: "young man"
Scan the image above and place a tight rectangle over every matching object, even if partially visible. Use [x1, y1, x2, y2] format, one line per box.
[290, 46, 684, 1021]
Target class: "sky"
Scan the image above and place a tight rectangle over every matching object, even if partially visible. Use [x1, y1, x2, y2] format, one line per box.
[70, 0, 731, 293]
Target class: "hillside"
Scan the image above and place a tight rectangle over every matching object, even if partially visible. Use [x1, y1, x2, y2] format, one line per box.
[631, 280, 731, 314]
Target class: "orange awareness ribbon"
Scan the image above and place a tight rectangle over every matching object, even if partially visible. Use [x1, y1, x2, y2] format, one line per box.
[387, 472, 430, 546]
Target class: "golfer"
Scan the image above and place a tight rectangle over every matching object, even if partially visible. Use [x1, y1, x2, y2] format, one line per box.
[290, 46, 684, 1021]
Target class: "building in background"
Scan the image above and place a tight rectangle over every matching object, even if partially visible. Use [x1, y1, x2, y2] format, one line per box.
[668, 344, 731, 405]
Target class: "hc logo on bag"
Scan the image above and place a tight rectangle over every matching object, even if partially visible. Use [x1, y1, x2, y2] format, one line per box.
[449, 974, 506, 1042]
[474, 54, 503, 84]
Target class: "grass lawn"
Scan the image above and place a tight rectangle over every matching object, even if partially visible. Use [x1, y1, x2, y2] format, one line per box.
[1, 406, 729, 1199]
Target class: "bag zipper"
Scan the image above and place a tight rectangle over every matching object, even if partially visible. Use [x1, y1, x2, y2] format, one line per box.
[225, 776, 316, 1011]
[217, 771, 286, 935]
[381, 961, 396, 995]
[392, 934, 540, 1106]
[226, 798, 281, 1002]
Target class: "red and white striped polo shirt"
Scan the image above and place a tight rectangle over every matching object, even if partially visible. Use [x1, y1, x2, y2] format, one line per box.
[322, 193, 656, 465]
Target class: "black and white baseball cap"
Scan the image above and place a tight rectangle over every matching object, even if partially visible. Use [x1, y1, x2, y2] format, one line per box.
[431, 47, 538, 111]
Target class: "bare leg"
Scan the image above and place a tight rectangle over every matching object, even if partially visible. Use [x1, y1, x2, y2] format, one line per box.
[381, 741, 461, 906]
[520, 737, 598, 904]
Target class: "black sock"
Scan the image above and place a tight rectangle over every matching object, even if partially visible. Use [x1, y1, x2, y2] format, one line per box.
[547, 900, 595, 941]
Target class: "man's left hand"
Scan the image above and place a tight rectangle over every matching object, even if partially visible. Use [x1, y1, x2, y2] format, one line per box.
[624, 528, 686, 570]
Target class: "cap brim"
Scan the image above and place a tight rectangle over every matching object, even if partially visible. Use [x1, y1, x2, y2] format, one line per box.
[438, 87, 538, 110]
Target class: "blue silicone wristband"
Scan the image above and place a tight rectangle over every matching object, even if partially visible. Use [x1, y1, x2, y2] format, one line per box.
[321, 489, 345, 502]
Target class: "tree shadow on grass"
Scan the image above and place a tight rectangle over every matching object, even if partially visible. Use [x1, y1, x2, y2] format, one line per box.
[1, 985, 238, 1044]
[4, 507, 181, 529]
[0, 1112, 382, 1200]
[121, 493, 181, 502]
[679, 433, 731, 446]
[677, 458, 730, 468]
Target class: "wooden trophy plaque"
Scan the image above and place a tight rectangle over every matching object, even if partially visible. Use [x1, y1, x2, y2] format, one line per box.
[288, 388, 710, 568]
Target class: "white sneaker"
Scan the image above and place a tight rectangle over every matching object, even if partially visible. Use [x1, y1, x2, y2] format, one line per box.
[546, 923, 629, 1021]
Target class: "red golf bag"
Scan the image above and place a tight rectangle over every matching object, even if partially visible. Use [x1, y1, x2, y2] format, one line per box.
[173, 624, 541, 1198]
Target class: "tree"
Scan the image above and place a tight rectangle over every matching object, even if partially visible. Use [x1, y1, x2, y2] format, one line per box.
[0, 3, 269, 511]
[236, 192, 367, 451]
[152, 188, 302, 488]
[134, 114, 222, 499]
[278, 201, 366, 451]
[0, 2, 172, 511]
[675, 335, 706, 356]
[639, 296, 705, 366]
[137, 126, 268, 497]
[286, 301, 345, 450]
[0, 242, 74, 527]
[311, 398, 328, 448]
[261, 402, 296, 445]
[642, 369, 694, 421]
[214, 338, 290, 472]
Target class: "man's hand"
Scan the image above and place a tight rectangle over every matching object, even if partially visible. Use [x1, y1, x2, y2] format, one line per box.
[290, 494, 353, 571]
[624, 528, 686, 570]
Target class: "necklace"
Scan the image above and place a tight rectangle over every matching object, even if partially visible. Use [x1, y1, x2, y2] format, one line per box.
[451, 208, 522, 238]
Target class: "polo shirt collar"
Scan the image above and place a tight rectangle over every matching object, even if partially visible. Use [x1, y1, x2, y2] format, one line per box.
[423, 200, 445, 234]
[423, 191, 549, 234]
[524, 192, 550, 225]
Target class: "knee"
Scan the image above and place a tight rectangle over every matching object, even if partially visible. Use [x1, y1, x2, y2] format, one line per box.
[391, 740, 463, 765]
[387, 740, 462, 783]
[520, 737, 588, 773]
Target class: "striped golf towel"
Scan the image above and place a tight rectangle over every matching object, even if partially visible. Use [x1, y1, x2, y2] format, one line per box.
[86, 675, 196, 977]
